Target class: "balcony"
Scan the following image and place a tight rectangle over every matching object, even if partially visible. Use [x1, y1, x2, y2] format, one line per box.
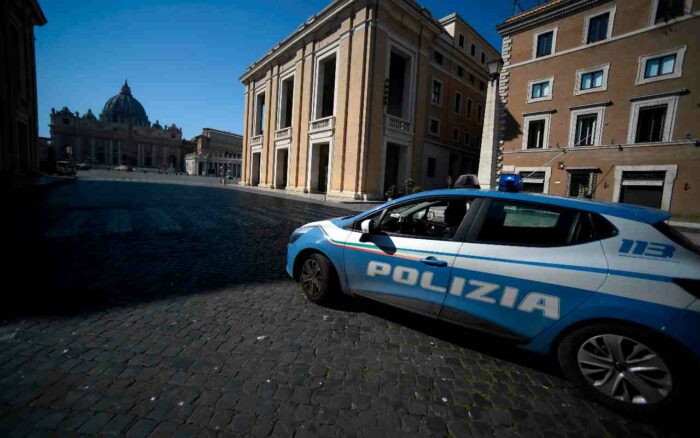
[250, 135, 263, 148]
[309, 116, 335, 134]
[384, 114, 413, 141]
[274, 127, 292, 142]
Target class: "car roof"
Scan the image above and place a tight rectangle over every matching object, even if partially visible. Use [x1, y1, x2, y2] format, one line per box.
[387, 189, 671, 224]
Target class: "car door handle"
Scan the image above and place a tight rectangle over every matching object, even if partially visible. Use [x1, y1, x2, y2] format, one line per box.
[420, 256, 447, 267]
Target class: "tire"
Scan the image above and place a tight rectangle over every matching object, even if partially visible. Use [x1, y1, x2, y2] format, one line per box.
[298, 253, 338, 305]
[557, 322, 691, 415]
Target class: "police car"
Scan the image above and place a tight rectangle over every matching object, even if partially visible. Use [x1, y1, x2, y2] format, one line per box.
[286, 177, 700, 414]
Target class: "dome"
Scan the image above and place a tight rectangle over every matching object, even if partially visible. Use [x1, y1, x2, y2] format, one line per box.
[100, 80, 150, 126]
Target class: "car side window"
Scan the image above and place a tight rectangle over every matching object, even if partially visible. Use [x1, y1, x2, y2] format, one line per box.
[475, 200, 578, 247]
[358, 197, 472, 240]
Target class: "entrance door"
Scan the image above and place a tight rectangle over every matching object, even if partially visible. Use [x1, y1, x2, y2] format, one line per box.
[619, 171, 666, 209]
[384, 143, 400, 194]
[251, 152, 261, 186]
[275, 148, 289, 189]
[318, 144, 328, 193]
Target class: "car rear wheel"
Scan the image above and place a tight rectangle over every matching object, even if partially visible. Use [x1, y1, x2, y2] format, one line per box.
[558, 322, 690, 415]
[299, 253, 337, 305]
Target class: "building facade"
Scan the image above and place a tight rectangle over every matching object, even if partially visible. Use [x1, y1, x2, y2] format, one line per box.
[0, 0, 46, 182]
[496, 0, 699, 219]
[185, 128, 243, 177]
[48, 81, 194, 172]
[240, 0, 498, 200]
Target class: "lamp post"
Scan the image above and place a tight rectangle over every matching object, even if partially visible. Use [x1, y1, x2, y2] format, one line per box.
[477, 58, 504, 189]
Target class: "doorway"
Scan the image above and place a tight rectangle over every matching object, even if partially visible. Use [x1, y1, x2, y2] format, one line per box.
[251, 152, 261, 186]
[309, 142, 330, 193]
[275, 148, 288, 189]
[384, 143, 401, 194]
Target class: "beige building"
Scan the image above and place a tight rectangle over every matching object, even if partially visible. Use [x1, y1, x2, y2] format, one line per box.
[239, 0, 498, 200]
[496, 0, 700, 219]
[185, 128, 243, 177]
[1, 0, 46, 182]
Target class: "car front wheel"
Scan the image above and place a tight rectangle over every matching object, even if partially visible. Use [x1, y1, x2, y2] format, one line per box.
[558, 322, 690, 414]
[299, 253, 337, 305]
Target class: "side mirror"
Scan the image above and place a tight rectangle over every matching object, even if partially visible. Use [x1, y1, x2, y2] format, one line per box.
[360, 219, 375, 235]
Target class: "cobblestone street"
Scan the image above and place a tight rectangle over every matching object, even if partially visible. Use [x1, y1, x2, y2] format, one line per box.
[0, 180, 691, 437]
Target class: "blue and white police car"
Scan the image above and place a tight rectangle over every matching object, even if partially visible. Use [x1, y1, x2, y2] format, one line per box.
[286, 182, 700, 414]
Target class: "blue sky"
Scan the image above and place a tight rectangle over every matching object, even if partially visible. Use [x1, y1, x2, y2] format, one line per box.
[36, 0, 536, 139]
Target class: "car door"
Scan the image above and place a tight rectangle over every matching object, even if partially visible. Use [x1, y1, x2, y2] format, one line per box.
[343, 196, 476, 317]
[438, 198, 608, 341]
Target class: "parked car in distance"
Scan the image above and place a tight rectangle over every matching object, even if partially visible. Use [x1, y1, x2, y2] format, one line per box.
[452, 174, 480, 189]
[114, 164, 133, 172]
[287, 188, 700, 415]
[76, 162, 91, 170]
[55, 161, 76, 176]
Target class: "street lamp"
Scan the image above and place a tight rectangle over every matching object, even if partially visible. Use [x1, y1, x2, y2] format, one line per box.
[487, 58, 504, 82]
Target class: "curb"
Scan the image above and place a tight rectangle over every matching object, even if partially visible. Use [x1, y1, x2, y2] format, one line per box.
[669, 221, 700, 232]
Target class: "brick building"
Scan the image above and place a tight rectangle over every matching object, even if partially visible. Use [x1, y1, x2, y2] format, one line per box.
[496, 0, 699, 219]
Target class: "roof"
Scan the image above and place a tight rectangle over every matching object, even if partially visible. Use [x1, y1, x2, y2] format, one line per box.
[360, 189, 671, 224]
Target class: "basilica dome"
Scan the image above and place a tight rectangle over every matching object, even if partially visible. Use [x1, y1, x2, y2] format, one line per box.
[100, 80, 150, 126]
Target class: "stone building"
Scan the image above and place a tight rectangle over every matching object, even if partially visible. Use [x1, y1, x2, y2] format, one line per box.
[48, 81, 194, 172]
[1, 0, 46, 182]
[185, 128, 243, 177]
[239, 0, 498, 199]
[496, 0, 699, 219]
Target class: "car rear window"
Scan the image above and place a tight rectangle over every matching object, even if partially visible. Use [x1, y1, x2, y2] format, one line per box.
[654, 222, 700, 256]
[476, 200, 578, 246]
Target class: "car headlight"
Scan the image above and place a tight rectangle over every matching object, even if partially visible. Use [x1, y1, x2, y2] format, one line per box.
[289, 226, 313, 244]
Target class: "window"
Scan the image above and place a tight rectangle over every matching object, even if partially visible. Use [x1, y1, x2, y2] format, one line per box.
[534, 29, 556, 58]
[254, 92, 266, 135]
[477, 104, 483, 122]
[314, 51, 337, 119]
[452, 128, 459, 142]
[427, 158, 436, 177]
[457, 66, 465, 78]
[466, 98, 473, 118]
[575, 65, 609, 95]
[522, 114, 551, 150]
[454, 92, 463, 114]
[476, 200, 579, 247]
[464, 132, 471, 145]
[528, 77, 553, 103]
[368, 197, 473, 240]
[434, 51, 444, 65]
[429, 117, 440, 136]
[654, 0, 687, 23]
[586, 12, 610, 43]
[469, 74, 475, 84]
[479, 81, 485, 91]
[628, 95, 678, 143]
[567, 170, 596, 198]
[481, 52, 486, 64]
[431, 79, 443, 106]
[526, 120, 546, 149]
[645, 54, 676, 79]
[519, 171, 547, 193]
[635, 105, 667, 143]
[458, 34, 465, 48]
[278, 75, 294, 129]
[637, 47, 686, 84]
[470, 44, 476, 56]
[569, 107, 605, 147]
[574, 115, 597, 146]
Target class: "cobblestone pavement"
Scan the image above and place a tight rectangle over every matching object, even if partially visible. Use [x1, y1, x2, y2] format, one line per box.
[0, 180, 692, 437]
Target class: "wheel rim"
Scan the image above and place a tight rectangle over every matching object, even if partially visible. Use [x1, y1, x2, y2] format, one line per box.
[577, 334, 672, 405]
[300, 259, 323, 299]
